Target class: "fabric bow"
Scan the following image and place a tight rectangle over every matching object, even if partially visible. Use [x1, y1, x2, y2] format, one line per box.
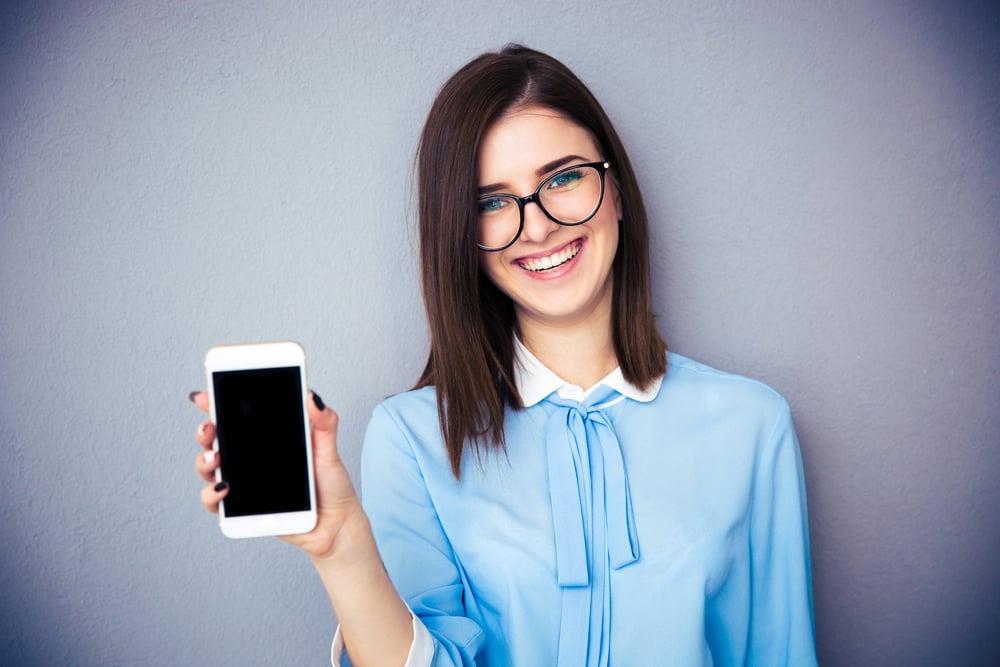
[544, 386, 640, 667]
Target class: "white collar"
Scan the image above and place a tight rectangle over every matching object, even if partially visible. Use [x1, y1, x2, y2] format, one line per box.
[513, 336, 662, 407]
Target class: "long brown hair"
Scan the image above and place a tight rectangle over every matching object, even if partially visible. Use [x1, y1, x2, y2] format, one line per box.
[415, 45, 666, 478]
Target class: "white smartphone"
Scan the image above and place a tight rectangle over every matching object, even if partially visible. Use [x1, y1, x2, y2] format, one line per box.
[204, 341, 317, 538]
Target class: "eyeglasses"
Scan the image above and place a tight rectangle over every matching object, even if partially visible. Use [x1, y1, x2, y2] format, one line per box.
[476, 160, 611, 251]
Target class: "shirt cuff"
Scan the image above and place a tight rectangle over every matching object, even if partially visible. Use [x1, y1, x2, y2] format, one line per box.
[330, 603, 434, 667]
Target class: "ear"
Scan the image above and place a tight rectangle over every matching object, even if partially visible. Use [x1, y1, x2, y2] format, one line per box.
[612, 178, 623, 221]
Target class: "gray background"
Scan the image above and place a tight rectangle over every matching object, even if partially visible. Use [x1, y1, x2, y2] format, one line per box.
[2, 1, 997, 665]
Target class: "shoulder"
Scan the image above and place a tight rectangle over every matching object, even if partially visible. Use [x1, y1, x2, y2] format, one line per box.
[362, 386, 445, 463]
[665, 352, 788, 407]
[658, 352, 792, 432]
[372, 385, 439, 422]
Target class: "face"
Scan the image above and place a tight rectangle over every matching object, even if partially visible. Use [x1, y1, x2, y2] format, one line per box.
[476, 106, 621, 331]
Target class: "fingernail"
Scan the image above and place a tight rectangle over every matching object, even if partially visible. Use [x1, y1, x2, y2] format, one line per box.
[203, 450, 216, 464]
[312, 391, 325, 411]
[214, 481, 228, 492]
[197, 422, 208, 436]
[188, 391, 199, 403]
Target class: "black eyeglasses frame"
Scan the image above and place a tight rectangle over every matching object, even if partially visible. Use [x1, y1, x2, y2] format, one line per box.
[476, 160, 612, 252]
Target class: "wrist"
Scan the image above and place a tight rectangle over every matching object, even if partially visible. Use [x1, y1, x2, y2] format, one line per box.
[311, 505, 379, 575]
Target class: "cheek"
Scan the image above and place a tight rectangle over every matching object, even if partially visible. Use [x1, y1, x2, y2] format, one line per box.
[595, 204, 620, 245]
[595, 212, 621, 270]
[609, 220, 621, 260]
[478, 252, 508, 289]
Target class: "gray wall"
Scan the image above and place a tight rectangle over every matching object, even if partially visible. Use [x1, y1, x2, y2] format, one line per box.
[2, 1, 997, 665]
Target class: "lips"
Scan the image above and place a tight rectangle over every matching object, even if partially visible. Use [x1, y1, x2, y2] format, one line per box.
[516, 239, 583, 272]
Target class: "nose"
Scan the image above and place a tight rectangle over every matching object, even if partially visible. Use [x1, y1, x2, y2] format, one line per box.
[519, 199, 559, 244]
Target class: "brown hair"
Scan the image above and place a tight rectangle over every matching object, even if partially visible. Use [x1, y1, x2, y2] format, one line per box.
[415, 44, 666, 478]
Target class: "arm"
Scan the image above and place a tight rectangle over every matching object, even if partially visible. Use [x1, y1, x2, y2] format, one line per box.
[193, 391, 413, 667]
[358, 402, 488, 665]
[747, 400, 818, 666]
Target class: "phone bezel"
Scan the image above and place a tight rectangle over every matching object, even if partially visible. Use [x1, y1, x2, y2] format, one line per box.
[204, 341, 317, 539]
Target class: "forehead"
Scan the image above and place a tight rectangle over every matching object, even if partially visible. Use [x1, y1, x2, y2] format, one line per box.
[477, 106, 601, 182]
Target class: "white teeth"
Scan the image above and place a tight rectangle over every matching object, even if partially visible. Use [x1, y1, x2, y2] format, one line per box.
[519, 242, 581, 272]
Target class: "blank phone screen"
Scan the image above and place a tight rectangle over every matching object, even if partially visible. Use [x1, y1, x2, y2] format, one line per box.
[212, 366, 310, 517]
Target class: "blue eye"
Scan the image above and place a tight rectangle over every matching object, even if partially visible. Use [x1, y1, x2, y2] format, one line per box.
[548, 169, 583, 190]
[478, 197, 509, 214]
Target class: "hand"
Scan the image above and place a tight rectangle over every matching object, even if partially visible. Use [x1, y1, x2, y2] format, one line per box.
[191, 390, 368, 561]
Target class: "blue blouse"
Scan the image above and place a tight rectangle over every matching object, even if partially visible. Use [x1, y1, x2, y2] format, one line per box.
[356, 351, 817, 666]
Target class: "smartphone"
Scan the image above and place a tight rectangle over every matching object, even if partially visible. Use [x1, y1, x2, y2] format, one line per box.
[204, 341, 317, 538]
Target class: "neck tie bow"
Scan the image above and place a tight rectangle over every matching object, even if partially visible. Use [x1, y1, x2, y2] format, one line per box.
[544, 386, 640, 667]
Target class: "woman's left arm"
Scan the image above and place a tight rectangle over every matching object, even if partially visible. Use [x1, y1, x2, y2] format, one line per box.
[747, 400, 818, 666]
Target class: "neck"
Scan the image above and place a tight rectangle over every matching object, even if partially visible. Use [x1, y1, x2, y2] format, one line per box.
[516, 312, 617, 389]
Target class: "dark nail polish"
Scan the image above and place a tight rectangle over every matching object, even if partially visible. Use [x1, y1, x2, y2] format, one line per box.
[214, 481, 228, 492]
[312, 392, 325, 411]
[188, 391, 199, 403]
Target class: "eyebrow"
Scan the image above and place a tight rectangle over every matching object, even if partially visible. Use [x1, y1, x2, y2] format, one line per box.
[477, 154, 591, 195]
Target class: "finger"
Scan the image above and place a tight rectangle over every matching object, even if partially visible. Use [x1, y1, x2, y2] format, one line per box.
[306, 391, 341, 464]
[200, 480, 229, 515]
[195, 421, 215, 450]
[188, 390, 210, 414]
[195, 448, 219, 483]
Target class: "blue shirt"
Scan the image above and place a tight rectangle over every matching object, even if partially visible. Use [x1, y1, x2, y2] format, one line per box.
[357, 349, 817, 666]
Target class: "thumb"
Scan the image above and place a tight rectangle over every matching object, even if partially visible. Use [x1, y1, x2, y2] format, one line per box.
[307, 391, 341, 464]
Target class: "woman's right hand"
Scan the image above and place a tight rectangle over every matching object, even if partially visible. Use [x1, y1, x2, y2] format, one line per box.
[191, 390, 369, 562]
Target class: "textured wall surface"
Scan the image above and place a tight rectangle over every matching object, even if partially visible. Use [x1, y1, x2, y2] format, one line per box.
[1, 1, 998, 665]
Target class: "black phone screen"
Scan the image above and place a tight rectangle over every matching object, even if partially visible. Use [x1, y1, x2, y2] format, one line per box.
[212, 366, 310, 517]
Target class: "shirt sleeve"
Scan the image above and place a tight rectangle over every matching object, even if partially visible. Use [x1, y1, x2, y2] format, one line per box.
[330, 603, 435, 667]
[356, 402, 487, 665]
[747, 399, 818, 665]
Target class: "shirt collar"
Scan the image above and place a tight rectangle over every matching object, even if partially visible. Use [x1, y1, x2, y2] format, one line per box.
[513, 336, 662, 407]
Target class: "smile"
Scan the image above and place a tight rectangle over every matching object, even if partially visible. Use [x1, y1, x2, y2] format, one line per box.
[516, 240, 583, 272]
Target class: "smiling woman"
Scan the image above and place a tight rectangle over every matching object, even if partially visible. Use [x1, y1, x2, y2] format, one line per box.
[193, 44, 818, 667]
[476, 108, 621, 369]
[414, 48, 667, 478]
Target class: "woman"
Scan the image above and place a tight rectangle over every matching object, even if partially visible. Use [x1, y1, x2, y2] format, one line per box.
[193, 45, 817, 666]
